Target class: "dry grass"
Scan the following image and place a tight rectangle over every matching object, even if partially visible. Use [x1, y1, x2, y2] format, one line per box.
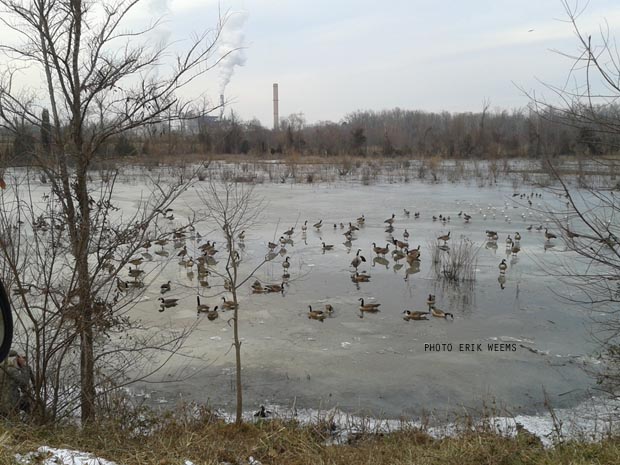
[432, 238, 479, 283]
[1, 412, 620, 465]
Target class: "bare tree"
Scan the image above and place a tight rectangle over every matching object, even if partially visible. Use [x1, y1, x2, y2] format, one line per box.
[526, 1, 620, 398]
[0, 0, 233, 422]
[197, 181, 271, 425]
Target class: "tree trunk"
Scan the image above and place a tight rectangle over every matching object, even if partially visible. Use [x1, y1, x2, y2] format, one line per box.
[233, 305, 242, 425]
[229, 231, 242, 425]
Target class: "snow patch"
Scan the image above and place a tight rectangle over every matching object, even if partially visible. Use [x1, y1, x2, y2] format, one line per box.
[17, 446, 116, 465]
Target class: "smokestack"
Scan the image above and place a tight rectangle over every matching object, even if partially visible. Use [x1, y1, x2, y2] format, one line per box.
[273, 83, 279, 131]
[219, 94, 225, 120]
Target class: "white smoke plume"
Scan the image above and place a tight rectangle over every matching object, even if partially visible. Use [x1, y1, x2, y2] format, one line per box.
[217, 11, 248, 96]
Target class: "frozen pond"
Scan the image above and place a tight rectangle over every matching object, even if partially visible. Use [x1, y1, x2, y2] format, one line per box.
[116, 175, 600, 418]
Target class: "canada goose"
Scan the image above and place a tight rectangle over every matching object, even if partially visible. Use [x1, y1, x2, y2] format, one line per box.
[313, 220, 323, 229]
[267, 241, 278, 250]
[154, 239, 168, 247]
[254, 405, 271, 418]
[177, 246, 187, 258]
[308, 305, 327, 321]
[384, 213, 396, 225]
[160, 281, 171, 294]
[221, 296, 238, 310]
[431, 305, 454, 320]
[486, 230, 497, 239]
[511, 245, 520, 256]
[325, 304, 334, 314]
[544, 229, 557, 240]
[351, 271, 371, 283]
[566, 228, 580, 239]
[279, 236, 287, 245]
[265, 282, 286, 294]
[506, 235, 513, 247]
[407, 245, 421, 262]
[526, 225, 533, 231]
[402, 310, 429, 321]
[414, 212, 420, 218]
[322, 242, 334, 251]
[284, 227, 294, 236]
[128, 267, 144, 278]
[199, 241, 213, 253]
[206, 306, 219, 321]
[358, 298, 381, 313]
[282, 257, 290, 270]
[403, 208, 410, 216]
[425, 294, 436, 309]
[128, 257, 143, 266]
[348, 222, 359, 232]
[196, 296, 210, 312]
[116, 278, 129, 293]
[393, 238, 408, 250]
[251, 280, 264, 293]
[185, 257, 195, 268]
[384, 225, 394, 233]
[372, 242, 389, 255]
[158, 297, 179, 308]
[351, 249, 367, 269]
[437, 231, 450, 243]
[463, 214, 472, 222]
[403, 229, 410, 240]
[357, 214, 365, 224]
[499, 259, 507, 273]
[301, 220, 308, 232]
[238, 230, 245, 240]
[536, 224, 544, 231]
[514, 232, 521, 241]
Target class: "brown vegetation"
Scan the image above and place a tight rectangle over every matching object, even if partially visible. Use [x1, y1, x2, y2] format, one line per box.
[1, 411, 619, 465]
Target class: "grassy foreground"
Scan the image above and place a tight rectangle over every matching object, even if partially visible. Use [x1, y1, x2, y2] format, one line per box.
[0, 412, 619, 465]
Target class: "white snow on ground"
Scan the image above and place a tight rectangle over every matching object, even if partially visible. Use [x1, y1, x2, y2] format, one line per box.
[16, 446, 117, 465]
[15, 446, 259, 465]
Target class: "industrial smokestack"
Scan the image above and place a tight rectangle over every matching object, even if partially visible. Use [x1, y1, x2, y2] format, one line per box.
[219, 94, 225, 120]
[273, 83, 279, 131]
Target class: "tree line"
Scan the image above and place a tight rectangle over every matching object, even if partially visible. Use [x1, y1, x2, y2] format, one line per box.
[4, 104, 618, 162]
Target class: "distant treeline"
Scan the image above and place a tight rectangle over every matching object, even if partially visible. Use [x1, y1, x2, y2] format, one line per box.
[2, 106, 617, 161]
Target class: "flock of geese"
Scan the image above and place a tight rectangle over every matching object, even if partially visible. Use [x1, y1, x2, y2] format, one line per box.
[109, 190, 564, 325]
[278, 210, 480, 322]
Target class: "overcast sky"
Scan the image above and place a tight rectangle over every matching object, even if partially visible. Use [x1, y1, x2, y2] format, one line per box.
[7, 0, 620, 126]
